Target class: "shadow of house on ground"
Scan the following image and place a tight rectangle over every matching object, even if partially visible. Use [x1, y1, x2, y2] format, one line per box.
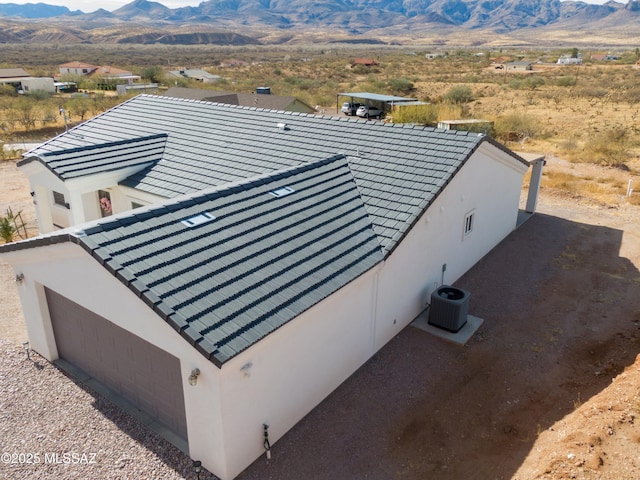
[236, 212, 640, 480]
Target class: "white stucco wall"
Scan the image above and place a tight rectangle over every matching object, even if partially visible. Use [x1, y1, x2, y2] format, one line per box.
[18, 161, 157, 233]
[373, 143, 528, 349]
[215, 267, 380, 479]
[3, 243, 228, 476]
[3, 141, 528, 480]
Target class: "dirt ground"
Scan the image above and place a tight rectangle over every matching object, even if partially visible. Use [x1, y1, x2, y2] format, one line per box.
[1, 156, 639, 480]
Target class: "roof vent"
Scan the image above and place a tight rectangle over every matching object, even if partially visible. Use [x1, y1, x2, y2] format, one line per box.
[277, 123, 288, 132]
[181, 212, 216, 227]
[269, 186, 295, 198]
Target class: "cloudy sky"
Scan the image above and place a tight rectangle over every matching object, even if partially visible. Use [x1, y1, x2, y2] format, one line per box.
[0, 0, 616, 13]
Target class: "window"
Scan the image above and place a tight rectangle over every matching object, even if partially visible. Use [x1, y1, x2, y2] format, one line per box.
[269, 186, 295, 198]
[53, 191, 66, 207]
[98, 190, 112, 217]
[463, 211, 475, 238]
[181, 212, 216, 227]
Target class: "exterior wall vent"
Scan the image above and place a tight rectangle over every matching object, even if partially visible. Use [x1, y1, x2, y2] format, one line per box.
[428, 285, 470, 332]
[181, 212, 215, 227]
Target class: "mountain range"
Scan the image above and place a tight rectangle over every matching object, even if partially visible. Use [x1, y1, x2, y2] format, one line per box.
[1, 0, 639, 45]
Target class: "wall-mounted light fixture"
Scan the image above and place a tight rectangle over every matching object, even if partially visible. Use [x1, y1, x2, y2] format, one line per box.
[193, 460, 202, 480]
[188, 368, 200, 386]
[15, 273, 24, 285]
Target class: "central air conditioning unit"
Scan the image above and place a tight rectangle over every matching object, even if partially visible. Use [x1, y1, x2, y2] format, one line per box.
[428, 285, 471, 333]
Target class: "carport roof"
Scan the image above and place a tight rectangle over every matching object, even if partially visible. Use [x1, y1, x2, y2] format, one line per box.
[338, 92, 417, 103]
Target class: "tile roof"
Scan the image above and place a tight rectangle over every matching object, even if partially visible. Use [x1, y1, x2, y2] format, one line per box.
[24, 94, 526, 254]
[163, 87, 313, 112]
[6, 155, 384, 366]
[0, 68, 30, 79]
[20, 134, 167, 180]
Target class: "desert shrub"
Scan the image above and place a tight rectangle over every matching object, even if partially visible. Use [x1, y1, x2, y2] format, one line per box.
[524, 76, 545, 90]
[388, 77, 415, 96]
[0, 85, 17, 97]
[493, 111, 543, 141]
[507, 78, 525, 90]
[391, 104, 438, 125]
[556, 75, 577, 87]
[28, 89, 50, 100]
[442, 85, 474, 104]
[0, 217, 15, 243]
[582, 127, 630, 167]
[141, 65, 164, 83]
[572, 85, 608, 99]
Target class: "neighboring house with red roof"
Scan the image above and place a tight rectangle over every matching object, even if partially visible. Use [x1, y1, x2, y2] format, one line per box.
[350, 58, 379, 68]
[58, 61, 140, 86]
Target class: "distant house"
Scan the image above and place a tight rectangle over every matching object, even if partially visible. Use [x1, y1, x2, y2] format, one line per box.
[351, 58, 379, 68]
[1, 94, 537, 480]
[591, 53, 620, 61]
[58, 61, 98, 76]
[0, 67, 30, 82]
[168, 69, 221, 84]
[0, 68, 54, 94]
[19, 77, 55, 94]
[505, 61, 533, 71]
[557, 56, 582, 65]
[58, 62, 141, 87]
[163, 87, 316, 113]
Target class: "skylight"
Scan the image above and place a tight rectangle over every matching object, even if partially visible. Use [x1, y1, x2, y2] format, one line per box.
[181, 212, 216, 227]
[269, 186, 295, 198]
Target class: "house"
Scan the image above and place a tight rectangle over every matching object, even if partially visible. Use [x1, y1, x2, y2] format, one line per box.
[591, 53, 620, 61]
[58, 61, 99, 76]
[0, 94, 535, 480]
[168, 69, 221, 83]
[0, 68, 54, 94]
[58, 62, 141, 86]
[350, 58, 379, 68]
[504, 61, 533, 71]
[0, 67, 31, 84]
[557, 56, 582, 65]
[163, 87, 317, 114]
[19, 77, 55, 94]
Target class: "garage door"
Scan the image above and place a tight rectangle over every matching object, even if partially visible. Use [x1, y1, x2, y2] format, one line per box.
[45, 287, 188, 441]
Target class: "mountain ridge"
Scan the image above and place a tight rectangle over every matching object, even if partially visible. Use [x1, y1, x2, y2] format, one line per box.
[0, 0, 639, 45]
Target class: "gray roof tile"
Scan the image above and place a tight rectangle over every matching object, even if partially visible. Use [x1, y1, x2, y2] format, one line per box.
[66, 155, 383, 366]
[25, 95, 525, 254]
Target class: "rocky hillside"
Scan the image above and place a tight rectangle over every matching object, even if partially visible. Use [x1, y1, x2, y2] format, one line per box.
[0, 0, 639, 44]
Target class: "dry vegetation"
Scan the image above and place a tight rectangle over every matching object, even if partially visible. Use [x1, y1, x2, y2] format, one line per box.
[2, 44, 639, 207]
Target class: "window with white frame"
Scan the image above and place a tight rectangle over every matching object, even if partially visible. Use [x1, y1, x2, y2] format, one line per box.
[463, 210, 475, 238]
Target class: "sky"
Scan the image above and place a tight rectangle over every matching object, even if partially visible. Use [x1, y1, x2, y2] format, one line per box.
[0, 0, 617, 13]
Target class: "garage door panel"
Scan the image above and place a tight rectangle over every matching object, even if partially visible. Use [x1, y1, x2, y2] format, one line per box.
[45, 287, 188, 440]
